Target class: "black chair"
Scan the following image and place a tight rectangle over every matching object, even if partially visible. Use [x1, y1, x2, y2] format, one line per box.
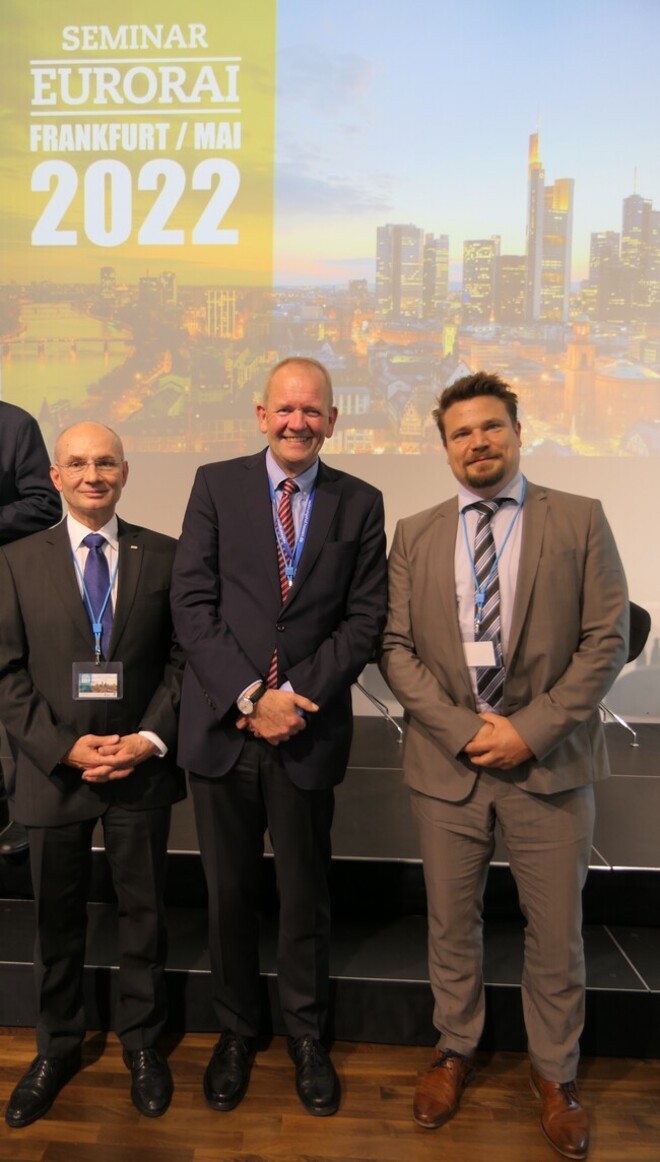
[600, 601, 652, 747]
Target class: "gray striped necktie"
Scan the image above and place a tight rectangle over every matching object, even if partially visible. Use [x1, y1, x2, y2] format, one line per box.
[472, 500, 505, 709]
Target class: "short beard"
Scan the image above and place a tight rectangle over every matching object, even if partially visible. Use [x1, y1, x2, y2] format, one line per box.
[465, 460, 505, 491]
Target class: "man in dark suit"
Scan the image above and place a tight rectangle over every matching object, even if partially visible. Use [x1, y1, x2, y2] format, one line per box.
[0, 400, 61, 855]
[0, 421, 185, 1129]
[171, 357, 387, 1116]
[380, 373, 628, 1160]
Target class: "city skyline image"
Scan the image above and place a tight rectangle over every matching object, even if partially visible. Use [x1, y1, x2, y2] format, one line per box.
[1, 0, 659, 461]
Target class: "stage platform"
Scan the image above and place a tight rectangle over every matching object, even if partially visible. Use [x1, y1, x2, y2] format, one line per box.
[1, 719, 659, 1056]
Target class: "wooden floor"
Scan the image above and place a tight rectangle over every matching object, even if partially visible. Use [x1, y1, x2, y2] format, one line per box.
[0, 1028, 659, 1161]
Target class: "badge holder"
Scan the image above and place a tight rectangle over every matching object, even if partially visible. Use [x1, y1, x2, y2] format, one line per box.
[72, 661, 123, 700]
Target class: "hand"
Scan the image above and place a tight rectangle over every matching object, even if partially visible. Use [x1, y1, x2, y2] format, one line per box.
[236, 688, 319, 744]
[81, 733, 157, 782]
[63, 734, 121, 780]
[463, 713, 534, 770]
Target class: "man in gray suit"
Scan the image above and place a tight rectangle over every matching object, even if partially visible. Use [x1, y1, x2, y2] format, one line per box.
[380, 372, 628, 1160]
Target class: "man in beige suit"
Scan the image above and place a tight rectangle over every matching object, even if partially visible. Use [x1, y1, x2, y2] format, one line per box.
[380, 372, 628, 1160]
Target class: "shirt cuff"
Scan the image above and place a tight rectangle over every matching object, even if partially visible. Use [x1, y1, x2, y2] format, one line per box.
[139, 730, 167, 758]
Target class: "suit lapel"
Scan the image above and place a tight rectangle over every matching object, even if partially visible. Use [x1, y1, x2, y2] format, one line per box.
[108, 519, 144, 659]
[46, 521, 95, 649]
[243, 453, 282, 604]
[285, 462, 340, 606]
[507, 481, 547, 662]
[434, 502, 476, 705]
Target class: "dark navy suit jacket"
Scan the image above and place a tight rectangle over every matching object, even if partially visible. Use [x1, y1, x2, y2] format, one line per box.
[170, 450, 388, 789]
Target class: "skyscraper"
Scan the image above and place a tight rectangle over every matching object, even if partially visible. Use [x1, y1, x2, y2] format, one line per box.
[620, 193, 660, 317]
[494, 255, 526, 324]
[463, 237, 499, 323]
[423, 233, 449, 318]
[588, 231, 620, 320]
[525, 133, 574, 323]
[376, 224, 424, 319]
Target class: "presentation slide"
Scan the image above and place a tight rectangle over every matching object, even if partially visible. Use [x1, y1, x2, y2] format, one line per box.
[1, 0, 658, 716]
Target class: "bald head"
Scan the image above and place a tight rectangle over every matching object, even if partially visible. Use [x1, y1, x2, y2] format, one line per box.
[51, 421, 128, 530]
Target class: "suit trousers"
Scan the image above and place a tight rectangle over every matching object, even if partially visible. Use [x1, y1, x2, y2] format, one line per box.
[411, 770, 595, 1081]
[191, 736, 335, 1040]
[28, 802, 171, 1058]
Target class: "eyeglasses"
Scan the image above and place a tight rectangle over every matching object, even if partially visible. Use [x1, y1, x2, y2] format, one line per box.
[56, 459, 124, 477]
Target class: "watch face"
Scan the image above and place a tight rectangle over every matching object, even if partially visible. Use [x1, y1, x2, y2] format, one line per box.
[237, 696, 254, 715]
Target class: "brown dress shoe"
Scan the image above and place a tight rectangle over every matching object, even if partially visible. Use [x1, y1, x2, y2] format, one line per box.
[413, 1049, 474, 1129]
[530, 1066, 589, 1159]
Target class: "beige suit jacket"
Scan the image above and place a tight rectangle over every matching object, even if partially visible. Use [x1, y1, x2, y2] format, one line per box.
[380, 481, 629, 801]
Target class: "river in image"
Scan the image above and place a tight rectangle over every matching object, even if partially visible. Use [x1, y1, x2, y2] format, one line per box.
[0, 303, 133, 419]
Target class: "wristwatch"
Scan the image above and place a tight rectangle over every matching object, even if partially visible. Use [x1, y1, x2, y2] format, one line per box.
[237, 680, 268, 716]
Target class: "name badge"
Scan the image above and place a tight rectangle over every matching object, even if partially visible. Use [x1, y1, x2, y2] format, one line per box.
[463, 641, 497, 668]
[72, 661, 123, 700]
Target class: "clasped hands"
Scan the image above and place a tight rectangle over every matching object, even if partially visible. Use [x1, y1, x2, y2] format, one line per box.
[463, 711, 534, 770]
[236, 688, 319, 745]
[63, 733, 157, 783]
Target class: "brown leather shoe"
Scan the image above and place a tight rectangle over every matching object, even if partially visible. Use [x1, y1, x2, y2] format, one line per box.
[412, 1049, 474, 1129]
[530, 1066, 589, 1159]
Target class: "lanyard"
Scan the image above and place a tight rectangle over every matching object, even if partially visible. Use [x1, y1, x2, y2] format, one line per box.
[460, 477, 526, 635]
[72, 548, 119, 664]
[269, 479, 316, 587]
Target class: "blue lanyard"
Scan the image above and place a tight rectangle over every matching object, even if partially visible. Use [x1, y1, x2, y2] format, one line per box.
[269, 480, 316, 587]
[460, 477, 526, 635]
[72, 548, 119, 663]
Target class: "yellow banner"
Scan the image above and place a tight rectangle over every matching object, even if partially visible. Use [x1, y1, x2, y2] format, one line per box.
[0, 0, 276, 285]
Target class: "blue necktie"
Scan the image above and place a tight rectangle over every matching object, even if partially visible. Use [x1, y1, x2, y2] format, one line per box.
[82, 533, 113, 658]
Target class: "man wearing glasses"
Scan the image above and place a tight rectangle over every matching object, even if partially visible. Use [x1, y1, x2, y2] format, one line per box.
[0, 421, 184, 1128]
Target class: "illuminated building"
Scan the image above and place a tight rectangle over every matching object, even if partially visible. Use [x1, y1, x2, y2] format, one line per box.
[376, 223, 424, 319]
[525, 133, 574, 322]
[494, 255, 526, 323]
[588, 231, 620, 320]
[617, 193, 660, 320]
[206, 289, 237, 338]
[100, 266, 116, 301]
[564, 317, 596, 438]
[423, 233, 449, 318]
[161, 271, 177, 305]
[463, 237, 499, 323]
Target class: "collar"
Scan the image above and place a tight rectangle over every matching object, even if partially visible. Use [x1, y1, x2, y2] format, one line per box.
[66, 512, 119, 552]
[458, 471, 525, 514]
[265, 448, 319, 496]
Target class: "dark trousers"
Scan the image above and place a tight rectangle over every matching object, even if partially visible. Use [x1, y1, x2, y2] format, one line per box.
[28, 803, 171, 1057]
[0, 723, 15, 827]
[191, 737, 335, 1040]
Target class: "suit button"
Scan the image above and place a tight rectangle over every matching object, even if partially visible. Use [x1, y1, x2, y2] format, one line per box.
[276, 623, 285, 632]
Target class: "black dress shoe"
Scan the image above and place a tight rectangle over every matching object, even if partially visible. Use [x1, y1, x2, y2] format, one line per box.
[0, 821, 29, 856]
[122, 1048, 173, 1118]
[5, 1050, 81, 1128]
[287, 1035, 340, 1117]
[203, 1032, 256, 1111]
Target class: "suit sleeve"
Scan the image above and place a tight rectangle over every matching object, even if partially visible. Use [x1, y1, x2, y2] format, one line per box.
[137, 560, 184, 753]
[0, 414, 61, 546]
[509, 500, 629, 759]
[170, 467, 264, 717]
[0, 549, 78, 773]
[284, 490, 388, 705]
[380, 518, 483, 755]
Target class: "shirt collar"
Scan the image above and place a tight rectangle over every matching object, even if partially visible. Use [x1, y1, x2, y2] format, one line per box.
[265, 448, 319, 495]
[66, 512, 119, 551]
[458, 471, 525, 513]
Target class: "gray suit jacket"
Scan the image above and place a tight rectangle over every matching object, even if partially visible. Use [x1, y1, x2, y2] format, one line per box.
[0, 517, 185, 825]
[380, 481, 629, 800]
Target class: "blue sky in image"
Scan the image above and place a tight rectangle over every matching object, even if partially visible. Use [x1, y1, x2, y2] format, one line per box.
[273, 0, 660, 285]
